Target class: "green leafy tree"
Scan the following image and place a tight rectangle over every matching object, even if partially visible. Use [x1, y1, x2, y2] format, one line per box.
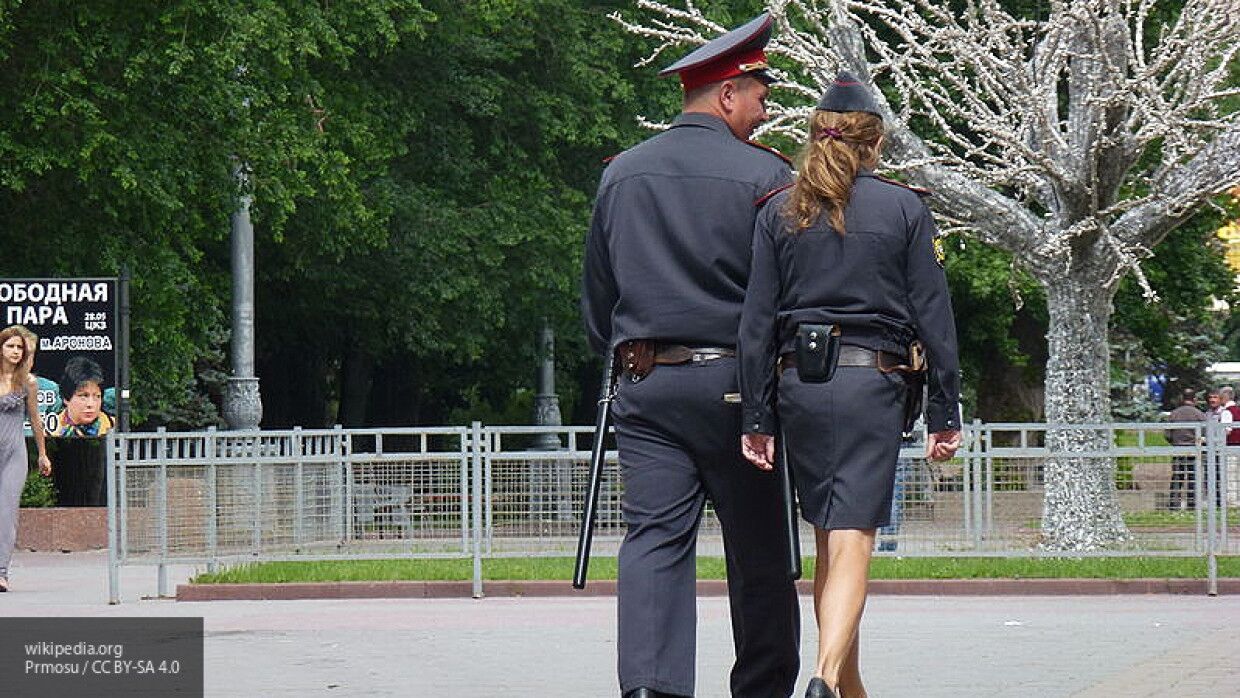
[0, 0, 429, 423]
[254, 0, 660, 427]
[1112, 199, 1239, 408]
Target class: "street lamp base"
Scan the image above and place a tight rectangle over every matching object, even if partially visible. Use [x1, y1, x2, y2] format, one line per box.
[223, 376, 263, 430]
[533, 393, 562, 450]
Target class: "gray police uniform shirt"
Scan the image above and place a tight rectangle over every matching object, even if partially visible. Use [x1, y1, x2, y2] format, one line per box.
[582, 113, 793, 356]
[738, 171, 962, 434]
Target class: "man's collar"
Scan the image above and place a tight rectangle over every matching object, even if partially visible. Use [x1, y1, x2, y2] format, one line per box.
[672, 112, 734, 135]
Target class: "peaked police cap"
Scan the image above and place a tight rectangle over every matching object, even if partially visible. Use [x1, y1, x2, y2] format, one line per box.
[659, 12, 774, 91]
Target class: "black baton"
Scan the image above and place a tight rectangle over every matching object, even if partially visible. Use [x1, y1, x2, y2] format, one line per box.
[573, 358, 616, 589]
[777, 426, 802, 580]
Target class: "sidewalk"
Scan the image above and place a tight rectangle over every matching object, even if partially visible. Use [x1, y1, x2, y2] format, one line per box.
[2, 551, 1238, 696]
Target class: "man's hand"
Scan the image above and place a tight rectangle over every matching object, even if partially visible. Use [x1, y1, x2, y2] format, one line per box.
[741, 433, 776, 471]
[926, 429, 961, 462]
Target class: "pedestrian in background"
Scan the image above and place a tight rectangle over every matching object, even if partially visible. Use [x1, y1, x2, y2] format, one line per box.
[1165, 389, 1205, 511]
[0, 325, 52, 592]
[1222, 386, 1240, 505]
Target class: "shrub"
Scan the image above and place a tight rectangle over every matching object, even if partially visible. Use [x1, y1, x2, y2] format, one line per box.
[20, 468, 57, 507]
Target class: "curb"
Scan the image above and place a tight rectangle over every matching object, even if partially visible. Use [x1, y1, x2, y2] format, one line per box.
[176, 577, 1240, 602]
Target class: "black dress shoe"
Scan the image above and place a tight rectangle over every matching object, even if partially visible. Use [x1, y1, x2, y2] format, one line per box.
[805, 677, 838, 698]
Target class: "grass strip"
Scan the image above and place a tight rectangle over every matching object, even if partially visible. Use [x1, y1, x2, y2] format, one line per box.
[1123, 508, 1239, 527]
[191, 555, 1240, 584]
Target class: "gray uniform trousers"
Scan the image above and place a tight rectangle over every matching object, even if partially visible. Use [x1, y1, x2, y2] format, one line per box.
[612, 357, 800, 697]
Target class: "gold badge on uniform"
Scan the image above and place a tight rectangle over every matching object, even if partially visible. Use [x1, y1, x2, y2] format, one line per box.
[933, 236, 946, 267]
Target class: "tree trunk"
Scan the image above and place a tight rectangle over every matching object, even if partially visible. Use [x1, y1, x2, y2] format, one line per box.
[338, 344, 374, 427]
[976, 305, 1048, 421]
[256, 344, 330, 428]
[1039, 275, 1129, 550]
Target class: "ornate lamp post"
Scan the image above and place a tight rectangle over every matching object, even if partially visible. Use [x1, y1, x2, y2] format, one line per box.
[532, 318, 562, 449]
[222, 162, 262, 430]
[531, 318, 565, 522]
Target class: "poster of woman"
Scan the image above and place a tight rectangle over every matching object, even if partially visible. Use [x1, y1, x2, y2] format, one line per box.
[53, 356, 116, 437]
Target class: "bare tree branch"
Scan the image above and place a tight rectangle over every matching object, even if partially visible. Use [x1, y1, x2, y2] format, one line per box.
[615, 0, 1240, 286]
[1114, 123, 1240, 250]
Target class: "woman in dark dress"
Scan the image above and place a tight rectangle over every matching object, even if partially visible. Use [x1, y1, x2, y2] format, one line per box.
[738, 74, 962, 698]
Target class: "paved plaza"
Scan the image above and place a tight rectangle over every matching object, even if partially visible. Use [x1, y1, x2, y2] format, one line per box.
[2, 551, 1238, 696]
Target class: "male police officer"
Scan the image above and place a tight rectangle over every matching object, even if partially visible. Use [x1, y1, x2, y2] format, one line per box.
[581, 13, 800, 698]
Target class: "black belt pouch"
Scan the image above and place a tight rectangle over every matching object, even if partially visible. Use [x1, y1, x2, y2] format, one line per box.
[794, 323, 840, 383]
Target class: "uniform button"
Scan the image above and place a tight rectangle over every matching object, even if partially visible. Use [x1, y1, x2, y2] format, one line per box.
[808, 341, 818, 350]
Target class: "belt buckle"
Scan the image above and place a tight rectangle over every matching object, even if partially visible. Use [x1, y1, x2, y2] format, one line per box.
[691, 351, 725, 364]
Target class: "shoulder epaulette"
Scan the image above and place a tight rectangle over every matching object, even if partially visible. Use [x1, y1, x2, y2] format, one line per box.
[874, 173, 931, 197]
[755, 182, 794, 207]
[744, 140, 793, 166]
[602, 153, 620, 165]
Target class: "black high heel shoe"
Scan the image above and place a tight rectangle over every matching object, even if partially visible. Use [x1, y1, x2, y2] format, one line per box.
[805, 677, 838, 698]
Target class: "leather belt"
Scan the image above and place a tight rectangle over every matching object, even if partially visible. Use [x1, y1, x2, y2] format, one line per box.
[616, 340, 734, 381]
[780, 345, 902, 372]
[655, 344, 735, 365]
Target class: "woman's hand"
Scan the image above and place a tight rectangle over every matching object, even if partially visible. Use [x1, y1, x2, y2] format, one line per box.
[37, 454, 52, 477]
[925, 429, 961, 462]
[741, 433, 776, 471]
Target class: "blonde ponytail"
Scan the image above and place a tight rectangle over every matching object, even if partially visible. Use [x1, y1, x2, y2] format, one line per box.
[784, 111, 884, 235]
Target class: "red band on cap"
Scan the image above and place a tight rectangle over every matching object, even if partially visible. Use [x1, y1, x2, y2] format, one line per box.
[679, 48, 768, 91]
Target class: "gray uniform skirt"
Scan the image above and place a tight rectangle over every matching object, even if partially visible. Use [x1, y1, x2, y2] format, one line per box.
[778, 364, 906, 530]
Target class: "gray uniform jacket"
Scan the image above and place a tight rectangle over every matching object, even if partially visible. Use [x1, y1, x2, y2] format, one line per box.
[582, 113, 792, 356]
[738, 171, 962, 433]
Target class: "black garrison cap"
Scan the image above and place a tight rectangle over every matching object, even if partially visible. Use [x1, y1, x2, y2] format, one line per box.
[816, 71, 882, 117]
[658, 12, 774, 91]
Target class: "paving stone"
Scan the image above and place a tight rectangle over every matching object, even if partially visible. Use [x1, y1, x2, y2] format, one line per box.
[2, 551, 1237, 696]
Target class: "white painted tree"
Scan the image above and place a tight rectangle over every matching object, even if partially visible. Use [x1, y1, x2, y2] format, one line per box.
[616, 0, 1240, 549]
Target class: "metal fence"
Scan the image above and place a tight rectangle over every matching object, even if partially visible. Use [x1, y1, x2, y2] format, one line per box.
[106, 421, 1237, 603]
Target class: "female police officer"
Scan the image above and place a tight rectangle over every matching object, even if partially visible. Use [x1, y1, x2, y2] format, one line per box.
[737, 73, 962, 698]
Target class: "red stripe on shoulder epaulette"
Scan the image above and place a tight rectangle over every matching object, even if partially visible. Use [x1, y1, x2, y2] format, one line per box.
[875, 174, 931, 196]
[745, 140, 793, 165]
[602, 153, 620, 164]
[755, 182, 794, 207]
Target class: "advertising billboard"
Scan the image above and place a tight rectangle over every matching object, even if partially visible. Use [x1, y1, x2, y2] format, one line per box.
[1, 278, 119, 437]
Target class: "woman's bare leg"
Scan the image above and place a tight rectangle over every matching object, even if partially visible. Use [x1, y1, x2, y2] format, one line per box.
[837, 630, 865, 697]
[812, 527, 875, 695]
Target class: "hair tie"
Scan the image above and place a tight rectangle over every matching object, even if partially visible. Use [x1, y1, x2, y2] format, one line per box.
[817, 127, 844, 141]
